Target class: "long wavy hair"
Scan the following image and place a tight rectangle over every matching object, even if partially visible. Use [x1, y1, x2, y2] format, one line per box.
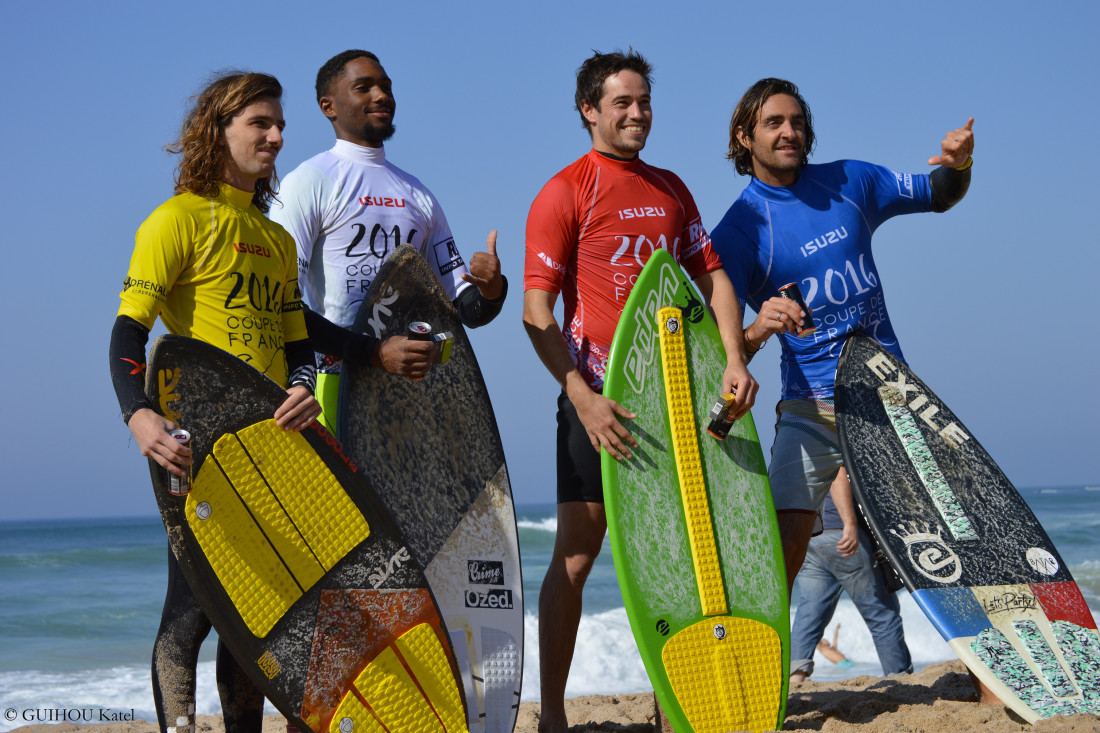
[167, 71, 283, 213]
[726, 78, 815, 177]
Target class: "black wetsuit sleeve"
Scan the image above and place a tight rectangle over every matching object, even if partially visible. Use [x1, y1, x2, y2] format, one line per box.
[109, 315, 154, 424]
[285, 338, 318, 393]
[454, 275, 508, 328]
[302, 307, 379, 366]
[286, 339, 315, 373]
[929, 164, 972, 212]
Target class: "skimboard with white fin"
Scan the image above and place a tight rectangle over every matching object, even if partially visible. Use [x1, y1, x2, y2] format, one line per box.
[336, 245, 524, 733]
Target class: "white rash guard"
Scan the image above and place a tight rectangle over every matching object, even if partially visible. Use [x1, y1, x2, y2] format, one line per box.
[271, 139, 472, 336]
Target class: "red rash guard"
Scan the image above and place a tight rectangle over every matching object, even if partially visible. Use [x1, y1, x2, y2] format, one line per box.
[524, 149, 721, 390]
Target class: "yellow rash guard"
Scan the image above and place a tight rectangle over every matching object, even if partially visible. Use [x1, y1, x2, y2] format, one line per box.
[118, 183, 307, 387]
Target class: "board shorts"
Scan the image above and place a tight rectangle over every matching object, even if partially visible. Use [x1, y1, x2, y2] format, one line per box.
[769, 398, 844, 514]
[556, 391, 604, 504]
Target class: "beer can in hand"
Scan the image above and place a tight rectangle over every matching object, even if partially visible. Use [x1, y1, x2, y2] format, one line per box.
[778, 282, 816, 336]
[706, 392, 738, 440]
[407, 322, 433, 380]
[167, 429, 192, 496]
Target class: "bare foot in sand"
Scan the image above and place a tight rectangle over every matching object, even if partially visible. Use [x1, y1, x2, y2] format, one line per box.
[537, 705, 568, 733]
[967, 668, 1006, 706]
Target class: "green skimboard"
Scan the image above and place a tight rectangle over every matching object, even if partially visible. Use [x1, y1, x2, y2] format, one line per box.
[601, 249, 788, 732]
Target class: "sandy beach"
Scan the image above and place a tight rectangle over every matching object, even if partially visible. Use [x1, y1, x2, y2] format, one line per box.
[10, 660, 1098, 733]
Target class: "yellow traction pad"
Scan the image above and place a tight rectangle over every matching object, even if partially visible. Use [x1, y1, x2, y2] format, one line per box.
[329, 622, 469, 733]
[187, 419, 370, 636]
[662, 616, 783, 733]
[657, 306, 726, 617]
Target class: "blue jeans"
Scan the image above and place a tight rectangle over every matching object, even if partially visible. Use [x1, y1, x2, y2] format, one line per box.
[790, 529, 913, 676]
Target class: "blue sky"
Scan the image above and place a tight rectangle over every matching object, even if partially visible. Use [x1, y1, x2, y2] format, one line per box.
[1, 1, 1096, 520]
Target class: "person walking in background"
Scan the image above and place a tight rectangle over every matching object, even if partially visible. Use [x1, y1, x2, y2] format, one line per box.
[789, 470, 912, 688]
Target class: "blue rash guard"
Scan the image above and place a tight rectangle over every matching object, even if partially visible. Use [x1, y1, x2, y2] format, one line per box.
[711, 160, 933, 400]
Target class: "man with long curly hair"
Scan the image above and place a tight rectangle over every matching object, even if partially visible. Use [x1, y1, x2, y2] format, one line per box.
[109, 71, 322, 733]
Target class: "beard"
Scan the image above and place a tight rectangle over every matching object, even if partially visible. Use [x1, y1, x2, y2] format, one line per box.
[361, 120, 396, 145]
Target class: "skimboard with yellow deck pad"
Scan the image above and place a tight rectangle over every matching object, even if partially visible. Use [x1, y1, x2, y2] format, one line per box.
[837, 334, 1100, 723]
[146, 334, 469, 733]
[601, 249, 788, 732]
[337, 244, 523, 733]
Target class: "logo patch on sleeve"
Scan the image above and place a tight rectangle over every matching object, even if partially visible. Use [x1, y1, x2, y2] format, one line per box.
[894, 171, 914, 199]
[435, 238, 465, 275]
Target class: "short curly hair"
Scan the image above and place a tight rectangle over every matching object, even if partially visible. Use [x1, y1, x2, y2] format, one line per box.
[315, 49, 381, 103]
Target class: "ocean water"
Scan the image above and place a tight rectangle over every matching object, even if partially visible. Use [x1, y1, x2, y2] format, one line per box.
[1, 490, 1097, 730]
